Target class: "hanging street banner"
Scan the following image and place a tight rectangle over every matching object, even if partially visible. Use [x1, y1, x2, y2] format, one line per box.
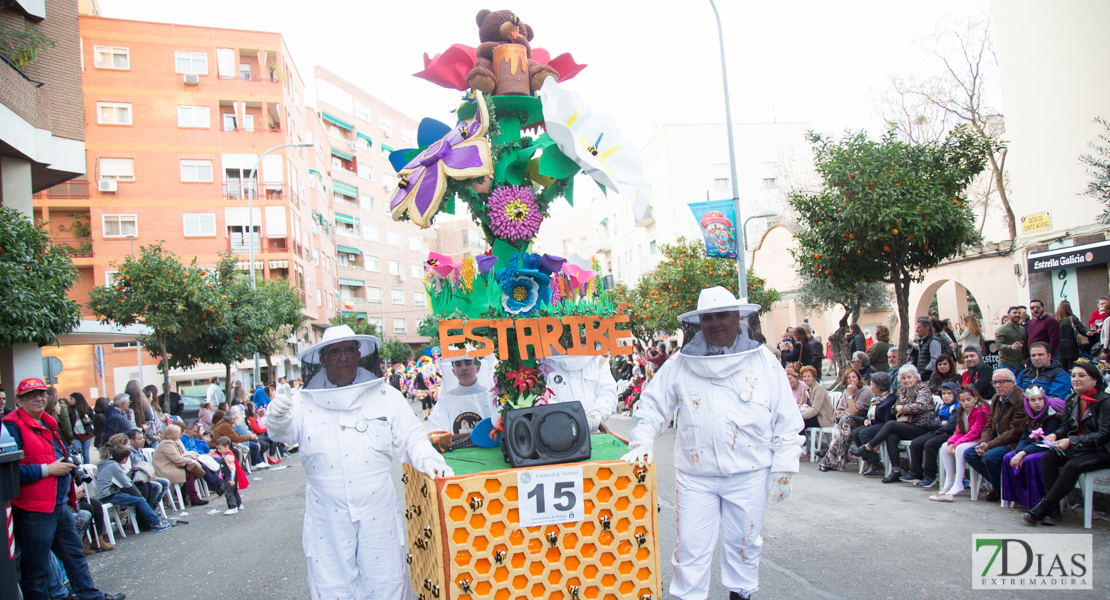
[689, 200, 738, 259]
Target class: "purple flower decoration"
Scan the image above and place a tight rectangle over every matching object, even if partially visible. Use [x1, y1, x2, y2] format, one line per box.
[488, 185, 543, 241]
[475, 254, 498, 274]
[389, 91, 493, 228]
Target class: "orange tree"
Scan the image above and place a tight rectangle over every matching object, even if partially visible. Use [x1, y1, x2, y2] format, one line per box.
[610, 237, 780, 341]
[87, 243, 222, 392]
[789, 126, 990, 362]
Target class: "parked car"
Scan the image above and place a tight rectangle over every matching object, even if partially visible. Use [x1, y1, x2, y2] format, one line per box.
[179, 395, 204, 421]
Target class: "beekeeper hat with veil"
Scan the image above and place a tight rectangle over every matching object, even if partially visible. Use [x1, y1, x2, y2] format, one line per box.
[299, 325, 384, 398]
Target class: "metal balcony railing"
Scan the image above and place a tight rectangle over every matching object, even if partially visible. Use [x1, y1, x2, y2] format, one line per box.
[227, 233, 261, 252]
[222, 183, 285, 200]
[51, 238, 93, 257]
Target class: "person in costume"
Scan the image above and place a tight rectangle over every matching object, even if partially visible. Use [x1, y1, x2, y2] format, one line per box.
[545, 354, 619, 432]
[267, 325, 453, 599]
[623, 286, 804, 600]
[428, 354, 496, 451]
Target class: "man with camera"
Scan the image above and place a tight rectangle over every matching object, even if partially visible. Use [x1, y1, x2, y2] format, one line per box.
[1, 377, 126, 600]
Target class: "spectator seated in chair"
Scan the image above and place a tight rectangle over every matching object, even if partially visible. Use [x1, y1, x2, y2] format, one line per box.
[817, 368, 874, 472]
[798, 365, 833, 431]
[902, 381, 960, 487]
[963, 368, 1027, 503]
[95, 445, 172, 531]
[851, 364, 935, 482]
[929, 386, 990, 502]
[210, 409, 268, 470]
[154, 423, 223, 506]
[1001, 386, 1064, 510]
[127, 429, 170, 512]
[852, 372, 899, 476]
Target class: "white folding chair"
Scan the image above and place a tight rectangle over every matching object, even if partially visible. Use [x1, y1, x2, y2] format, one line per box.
[935, 446, 984, 499]
[1078, 468, 1110, 529]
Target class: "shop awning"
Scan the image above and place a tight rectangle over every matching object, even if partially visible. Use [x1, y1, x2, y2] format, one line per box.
[357, 132, 373, 147]
[341, 311, 367, 319]
[339, 278, 364, 287]
[321, 112, 352, 130]
[330, 147, 354, 161]
[381, 144, 394, 154]
[334, 212, 356, 225]
[336, 245, 361, 255]
[332, 180, 358, 198]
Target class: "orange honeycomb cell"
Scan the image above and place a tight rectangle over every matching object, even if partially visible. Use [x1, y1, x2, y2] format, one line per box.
[615, 518, 630, 533]
[636, 547, 650, 561]
[490, 521, 506, 537]
[617, 539, 633, 556]
[561, 533, 578, 550]
[505, 485, 518, 501]
[549, 591, 564, 600]
[512, 575, 528, 590]
[507, 508, 519, 524]
[580, 543, 597, 558]
[527, 538, 542, 554]
[603, 595, 618, 600]
[636, 567, 651, 581]
[530, 583, 545, 598]
[467, 492, 484, 506]
[632, 484, 646, 499]
[583, 564, 598, 579]
[564, 556, 580, 571]
[632, 505, 646, 520]
[580, 521, 595, 537]
[510, 553, 525, 569]
[527, 526, 540, 533]
[619, 581, 634, 595]
[596, 487, 612, 503]
[474, 558, 491, 574]
[614, 497, 629, 511]
[598, 531, 614, 546]
[509, 530, 525, 546]
[584, 499, 594, 515]
[495, 588, 510, 600]
[614, 476, 630, 491]
[596, 467, 613, 481]
[637, 587, 652, 599]
[544, 525, 560, 538]
[547, 569, 562, 585]
[618, 560, 632, 575]
[485, 479, 501, 494]
[529, 561, 544, 576]
[445, 484, 464, 499]
[495, 566, 510, 583]
[584, 585, 599, 599]
[545, 548, 561, 562]
[488, 499, 504, 515]
[472, 536, 489, 552]
[449, 505, 467, 523]
[635, 525, 647, 537]
[469, 514, 486, 529]
[583, 478, 594, 493]
[599, 552, 615, 567]
[476, 581, 492, 596]
[565, 577, 581, 590]
[454, 550, 472, 567]
[453, 529, 470, 545]
[601, 573, 616, 587]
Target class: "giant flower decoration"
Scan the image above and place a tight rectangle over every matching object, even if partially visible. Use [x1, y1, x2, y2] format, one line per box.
[538, 78, 652, 222]
[415, 44, 586, 91]
[488, 185, 543, 241]
[425, 251, 462, 277]
[497, 255, 551, 316]
[389, 91, 493, 228]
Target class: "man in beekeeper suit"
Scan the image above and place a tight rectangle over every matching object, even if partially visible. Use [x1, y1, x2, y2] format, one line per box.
[427, 353, 496, 451]
[545, 353, 618, 433]
[622, 286, 803, 600]
[267, 325, 453, 599]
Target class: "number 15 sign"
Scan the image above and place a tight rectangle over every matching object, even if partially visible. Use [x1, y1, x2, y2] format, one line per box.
[516, 466, 585, 527]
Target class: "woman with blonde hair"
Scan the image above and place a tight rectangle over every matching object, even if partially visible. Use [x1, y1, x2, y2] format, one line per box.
[956, 315, 983, 359]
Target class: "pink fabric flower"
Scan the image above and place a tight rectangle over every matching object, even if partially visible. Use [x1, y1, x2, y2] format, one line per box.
[488, 186, 543, 241]
[1030, 427, 1045, 440]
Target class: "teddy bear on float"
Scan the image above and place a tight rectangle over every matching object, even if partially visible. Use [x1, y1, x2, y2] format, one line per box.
[466, 9, 560, 95]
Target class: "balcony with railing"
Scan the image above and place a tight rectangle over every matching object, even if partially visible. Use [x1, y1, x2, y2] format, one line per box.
[228, 232, 261, 253]
[51, 237, 93, 257]
[266, 237, 288, 252]
[223, 182, 285, 201]
[34, 178, 90, 200]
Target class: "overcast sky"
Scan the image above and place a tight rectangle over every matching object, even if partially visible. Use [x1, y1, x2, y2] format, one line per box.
[96, 0, 994, 147]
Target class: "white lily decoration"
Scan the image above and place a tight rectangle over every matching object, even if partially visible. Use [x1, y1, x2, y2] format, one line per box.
[538, 78, 652, 221]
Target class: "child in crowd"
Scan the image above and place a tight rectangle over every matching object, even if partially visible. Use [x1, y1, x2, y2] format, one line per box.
[213, 436, 246, 515]
[904, 381, 959, 486]
[1000, 386, 1065, 509]
[930, 386, 990, 502]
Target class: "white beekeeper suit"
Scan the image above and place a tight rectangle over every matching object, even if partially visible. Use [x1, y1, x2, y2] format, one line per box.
[267, 325, 452, 600]
[545, 354, 618, 432]
[428, 354, 496, 436]
[623, 287, 804, 600]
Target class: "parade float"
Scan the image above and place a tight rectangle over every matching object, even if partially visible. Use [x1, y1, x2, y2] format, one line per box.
[390, 8, 659, 600]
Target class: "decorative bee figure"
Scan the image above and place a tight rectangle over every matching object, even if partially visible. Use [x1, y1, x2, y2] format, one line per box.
[420, 482, 428, 497]
[469, 496, 484, 511]
[406, 553, 413, 565]
[639, 594, 653, 600]
[546, 531, 559, 548]
[635, 532, 647, 546]
[423, 579, 433, 591]
[567, 584, 580, 599]
[458, 579, 472, 594]
[494, 550, 506, 564]
[405, 508, 413, 520]
[599, 515, 611, 530]
[411, 504, 423, 516]
[423, 526, 433, 539]
[415, 538, 429, 550]
[634, 467, 647, 483]
[402, 473, 410, 484]
[430, 584, 440, 598]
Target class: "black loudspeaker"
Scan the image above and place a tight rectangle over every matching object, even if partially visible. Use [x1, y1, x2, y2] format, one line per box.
[501, 401, 592, 468]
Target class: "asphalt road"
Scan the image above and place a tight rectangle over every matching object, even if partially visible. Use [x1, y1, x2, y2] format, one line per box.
[83, 400, 1110, 599]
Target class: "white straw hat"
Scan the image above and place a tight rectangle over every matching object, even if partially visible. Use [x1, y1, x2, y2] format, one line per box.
[298, 324, 381, 365]
[677, 286, 761, 324]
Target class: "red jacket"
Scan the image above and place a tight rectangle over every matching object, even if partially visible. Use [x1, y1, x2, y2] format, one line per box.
[948, 403, 990, 447]
[2, 408, 77, 513]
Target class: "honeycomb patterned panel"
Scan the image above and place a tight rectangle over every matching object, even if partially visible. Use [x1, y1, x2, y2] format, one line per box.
[404, 464, 448, 600]
[405, 460, 661, 600]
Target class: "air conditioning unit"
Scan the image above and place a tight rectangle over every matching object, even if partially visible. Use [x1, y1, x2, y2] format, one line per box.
[347, 140, 358, 151]
[97, 179, 118, 193]
[310, 248, 319, 259]
[182, 73, 200, 86]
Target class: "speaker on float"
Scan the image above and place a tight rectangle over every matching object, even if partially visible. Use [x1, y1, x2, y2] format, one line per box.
[500, 401, 592, 468]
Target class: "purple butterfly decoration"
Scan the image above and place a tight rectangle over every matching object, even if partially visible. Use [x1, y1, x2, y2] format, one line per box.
[388, 91, 493, 228]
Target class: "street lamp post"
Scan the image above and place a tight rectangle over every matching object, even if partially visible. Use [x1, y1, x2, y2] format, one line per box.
[247, 142, 313, 386]
[708, 0, 748, 302]
[743, 209, 780, 250]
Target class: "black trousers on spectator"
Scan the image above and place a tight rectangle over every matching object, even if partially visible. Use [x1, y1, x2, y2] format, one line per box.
[853, 423, 883, 465]
[909, 430, 948, 479]
[801, 416, 822, 434]
[76, 498, 107, 540]
[867, 421, 929, 472]
[225, 482, 243, 510]
[1040, 449, 1110, 507]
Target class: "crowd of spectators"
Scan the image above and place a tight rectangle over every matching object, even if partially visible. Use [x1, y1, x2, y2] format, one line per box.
[799, 300, 1110, 527]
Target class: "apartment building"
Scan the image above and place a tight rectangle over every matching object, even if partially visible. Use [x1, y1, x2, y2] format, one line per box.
[1, 0, 88, 403]
[33, 14, 339, 393]
[312, 67, 432, 346]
